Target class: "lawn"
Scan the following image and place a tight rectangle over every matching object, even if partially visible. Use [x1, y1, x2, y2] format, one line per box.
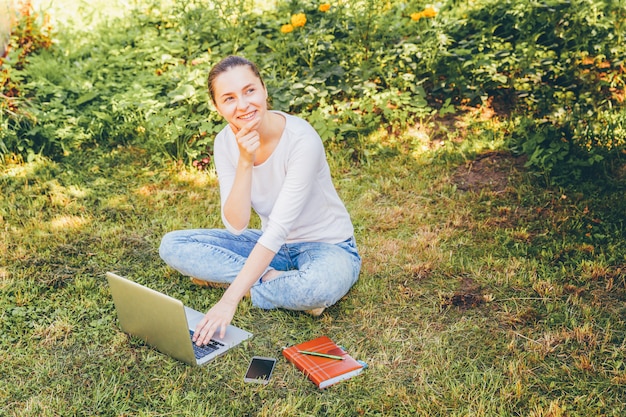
[2, 133, 625, 415]
[1, 0, 625, 416]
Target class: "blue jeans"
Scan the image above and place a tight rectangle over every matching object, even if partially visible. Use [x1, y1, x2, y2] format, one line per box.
[158, 229, 361, 311]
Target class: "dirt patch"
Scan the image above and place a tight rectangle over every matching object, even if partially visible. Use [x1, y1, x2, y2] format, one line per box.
[452, 151, 527, 193]
[441, 276, 487, 310]
[442, 292, 485, 309]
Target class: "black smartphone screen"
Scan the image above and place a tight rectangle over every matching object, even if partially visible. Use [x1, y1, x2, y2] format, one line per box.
[244, 357, 276, 384]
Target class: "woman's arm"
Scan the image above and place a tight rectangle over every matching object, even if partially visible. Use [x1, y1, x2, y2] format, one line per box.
[191, 119, 269, 345]
[221, 157, 253, 230]
[192, 242, 275, 345]
[221, 119, 261, 230]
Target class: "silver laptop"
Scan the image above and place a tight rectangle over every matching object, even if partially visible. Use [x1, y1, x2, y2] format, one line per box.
[106, 272, 253, 366]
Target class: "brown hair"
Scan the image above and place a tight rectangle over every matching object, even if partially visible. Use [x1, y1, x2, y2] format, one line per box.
[207, 55, 265, 105]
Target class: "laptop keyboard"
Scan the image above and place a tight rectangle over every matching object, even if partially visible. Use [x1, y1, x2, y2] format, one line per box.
[189, 330, 225, 359]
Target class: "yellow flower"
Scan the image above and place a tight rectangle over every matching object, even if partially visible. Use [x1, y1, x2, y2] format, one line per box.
[411, 7, 437, 21]
[319, 3, 331, 12]
[281, 24, 294, 33]
[291, 13, 307, 28]
[422, 7, 437, 18]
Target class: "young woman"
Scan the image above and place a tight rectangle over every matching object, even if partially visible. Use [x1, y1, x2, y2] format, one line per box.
[159, 55, 361, 346]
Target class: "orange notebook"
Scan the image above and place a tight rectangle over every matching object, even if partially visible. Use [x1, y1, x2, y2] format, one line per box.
[282, 336, 366, 389]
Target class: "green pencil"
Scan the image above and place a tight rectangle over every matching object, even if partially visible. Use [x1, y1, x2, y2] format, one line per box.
[298, 350, 345, 360]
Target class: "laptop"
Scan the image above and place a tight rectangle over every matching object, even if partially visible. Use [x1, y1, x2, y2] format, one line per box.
[106, 272, 253, 366]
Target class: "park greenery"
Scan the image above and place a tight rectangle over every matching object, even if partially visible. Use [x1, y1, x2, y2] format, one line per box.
[1, 0, 625, 180]
[1, 0, 625, 416]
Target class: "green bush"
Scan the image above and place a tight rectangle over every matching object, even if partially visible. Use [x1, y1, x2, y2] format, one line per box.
[438, 0, 626, 178]
[1, 1, 54, 160]
[1, 0, 624, 181]
[1, 0, 437, 163]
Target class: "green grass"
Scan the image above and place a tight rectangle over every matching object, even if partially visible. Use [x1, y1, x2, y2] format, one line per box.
[1, 134, 625, 416]
[2, 1, 625, 415]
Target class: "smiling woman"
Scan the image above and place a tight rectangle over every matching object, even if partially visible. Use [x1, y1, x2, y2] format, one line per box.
[159, 55, 362, 346]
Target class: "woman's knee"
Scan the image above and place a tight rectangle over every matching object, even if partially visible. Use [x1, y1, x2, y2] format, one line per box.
[158, 230, 190, 264]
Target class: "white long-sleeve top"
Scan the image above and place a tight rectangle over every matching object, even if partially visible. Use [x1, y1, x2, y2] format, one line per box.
[213, 111, 354, 253]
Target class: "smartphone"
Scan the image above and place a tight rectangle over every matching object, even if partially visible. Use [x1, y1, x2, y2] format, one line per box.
[244, 356, 276, 384]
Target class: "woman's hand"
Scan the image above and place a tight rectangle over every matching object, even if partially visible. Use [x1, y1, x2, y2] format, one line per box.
[192, 243, 277, 346]
[232, 118, 262, 164]
[192, 298, 238, 346]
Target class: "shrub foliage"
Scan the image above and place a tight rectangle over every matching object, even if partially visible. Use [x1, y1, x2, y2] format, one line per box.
[1, 0, 625, 179]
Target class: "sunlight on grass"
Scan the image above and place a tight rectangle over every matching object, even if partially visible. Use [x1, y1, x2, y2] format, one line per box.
[136, 169, 216, 199]
[105, 194, 131, 209]
[360, 227, 448, 278]
[49, 214, 88, 231]
[134, 169, 220, 214]
[528, 400, 566, 417]
[579, 259, 611, 280]
[0, 267, 8, 289]
[1, 157, 46, 179]
[136, 184, 160, 198]
[47, 180, 88, 206]
[173, 168, 217, 188]
[32, 319, 74, 346]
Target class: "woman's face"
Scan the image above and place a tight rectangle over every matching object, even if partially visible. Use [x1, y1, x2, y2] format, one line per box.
[212, 65, 268, 132]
